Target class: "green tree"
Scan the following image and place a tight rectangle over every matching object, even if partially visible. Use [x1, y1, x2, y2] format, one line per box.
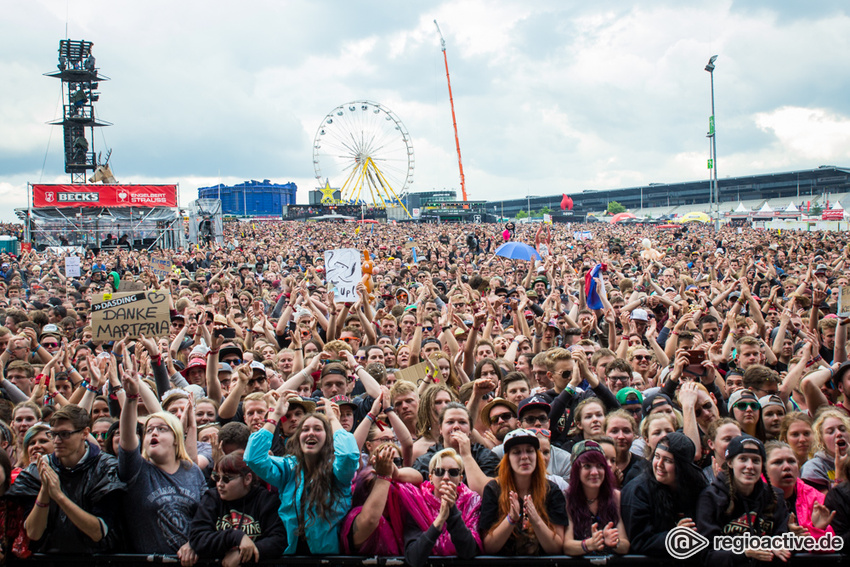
[811, 205, 823, 215]
[607, 201, 626, 214]
[536, 206, 551, 216]
[516, 210, 528, 219]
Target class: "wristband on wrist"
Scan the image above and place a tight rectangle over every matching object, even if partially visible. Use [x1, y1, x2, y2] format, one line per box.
[126, 393, 140, 400]
[264, 418, 278, 426]
[35, 500, 49, 509]
[375, 474, 393, 483]
[366, 412, 376, 423]
[581, 539, 589, 554]
[507, 515, 518, 525]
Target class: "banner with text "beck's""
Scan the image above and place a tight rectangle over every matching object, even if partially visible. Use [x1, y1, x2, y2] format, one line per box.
[32, 184, 178, 208]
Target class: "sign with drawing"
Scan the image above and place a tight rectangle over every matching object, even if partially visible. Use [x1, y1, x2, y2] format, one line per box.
[91, 290, 172, 340]
[324, 249, 361, 302]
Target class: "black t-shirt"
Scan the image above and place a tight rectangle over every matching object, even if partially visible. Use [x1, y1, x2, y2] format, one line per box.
[478, 479, 567, 555]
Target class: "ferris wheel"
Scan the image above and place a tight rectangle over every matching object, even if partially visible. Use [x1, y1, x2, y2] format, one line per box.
[312, 100, 414, 214]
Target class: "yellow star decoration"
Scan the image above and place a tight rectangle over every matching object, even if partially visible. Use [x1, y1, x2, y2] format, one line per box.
[320, 180, 337, 204]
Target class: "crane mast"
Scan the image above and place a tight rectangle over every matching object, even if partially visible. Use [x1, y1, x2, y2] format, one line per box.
[434, 20, 467, 201]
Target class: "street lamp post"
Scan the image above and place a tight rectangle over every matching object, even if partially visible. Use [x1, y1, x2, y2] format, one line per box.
[705, 55, 719, 231]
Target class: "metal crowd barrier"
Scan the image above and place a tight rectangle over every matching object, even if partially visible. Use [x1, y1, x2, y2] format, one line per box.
[8, 554, 845, 567]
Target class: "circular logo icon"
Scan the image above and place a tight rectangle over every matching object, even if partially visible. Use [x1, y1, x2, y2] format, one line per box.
[665, 526, 710, 560]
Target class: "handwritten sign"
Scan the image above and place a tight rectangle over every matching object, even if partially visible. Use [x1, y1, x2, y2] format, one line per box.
[64, 256, 80, 278]
[839, 286, 850, 318]
[324, 248, 361, 303]
[91, 290, 171, 340]
[150, 257, 171, 281]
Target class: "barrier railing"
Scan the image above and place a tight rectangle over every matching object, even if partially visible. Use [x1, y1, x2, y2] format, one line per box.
[8, 553, 845, 567]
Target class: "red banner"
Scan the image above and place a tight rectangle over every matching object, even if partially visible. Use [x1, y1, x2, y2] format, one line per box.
[822, 209, 845, 220]
[32, 185, 177, 208]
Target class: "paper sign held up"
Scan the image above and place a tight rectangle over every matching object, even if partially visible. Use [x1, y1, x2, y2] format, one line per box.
[91, 290, 172, 341]
[324, 248, 361, 303]
[64, 256, 81, 278]
[150, 257, 171, 281]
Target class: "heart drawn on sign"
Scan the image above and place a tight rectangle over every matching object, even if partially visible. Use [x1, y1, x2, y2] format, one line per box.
[147, 291, 168, 305]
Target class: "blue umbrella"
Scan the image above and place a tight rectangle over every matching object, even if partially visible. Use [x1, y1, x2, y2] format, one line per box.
[494, 242, 541, 261]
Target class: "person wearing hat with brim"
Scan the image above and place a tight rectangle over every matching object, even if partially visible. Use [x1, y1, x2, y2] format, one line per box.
[479, 429, 568, 555]
[696, 435, 790, 564]
[480, 398, 518, 443]
[622, 432, 708, 557]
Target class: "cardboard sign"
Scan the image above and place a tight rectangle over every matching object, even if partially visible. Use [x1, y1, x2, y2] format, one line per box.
[91, 290, 171, 340]
[324, 248, 361, 302]
[839, 286, 850, 318]
[150, 257, 171, 280]
[64, 256, 80, 278]
[394, 361, 430, 385]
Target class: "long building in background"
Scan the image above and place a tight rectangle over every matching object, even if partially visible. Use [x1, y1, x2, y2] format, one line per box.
[198, 180, 297, 217]
[484, 166, 850, 219]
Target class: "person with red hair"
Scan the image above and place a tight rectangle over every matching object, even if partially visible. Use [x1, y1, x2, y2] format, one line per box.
[478, 429, 566, 554]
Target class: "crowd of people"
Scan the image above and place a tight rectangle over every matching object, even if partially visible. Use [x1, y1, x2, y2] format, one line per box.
[0, 217, 849, 565]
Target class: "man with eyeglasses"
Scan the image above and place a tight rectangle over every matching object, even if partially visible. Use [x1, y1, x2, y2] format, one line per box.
[8, 404, 126, 553]
[604, 359, 634, 395]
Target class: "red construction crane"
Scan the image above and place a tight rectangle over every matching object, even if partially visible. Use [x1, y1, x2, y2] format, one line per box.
[434, 20, 467, 201]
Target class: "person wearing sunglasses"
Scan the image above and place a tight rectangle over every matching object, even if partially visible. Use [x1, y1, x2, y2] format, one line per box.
[728, 389, 767, 441]
[189, 450, 286, 566]
[401, 447, 481, 566]
[480, 429, 567, 555]
[8, 404, 127, 554]
[116, 371, 206, 560]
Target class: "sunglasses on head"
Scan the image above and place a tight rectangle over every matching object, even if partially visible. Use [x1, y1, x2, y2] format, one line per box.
[431, 467, 461, 478]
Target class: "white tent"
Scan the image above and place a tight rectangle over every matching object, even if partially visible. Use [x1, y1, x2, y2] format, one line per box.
[784, 202, 799, 212]
[734, 202, 750, 212]
[758, 202, 773, 213]
[830, 200, 844, 210]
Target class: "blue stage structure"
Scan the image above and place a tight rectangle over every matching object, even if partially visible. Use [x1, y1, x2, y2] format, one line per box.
[198, 180, 297, 217]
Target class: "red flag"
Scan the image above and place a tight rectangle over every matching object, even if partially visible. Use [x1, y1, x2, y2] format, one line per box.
[561, 194, 573, 210]
[807, 201, 811, 212]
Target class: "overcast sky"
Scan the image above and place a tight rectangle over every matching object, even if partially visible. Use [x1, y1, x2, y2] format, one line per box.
[1, 0, 849, 220]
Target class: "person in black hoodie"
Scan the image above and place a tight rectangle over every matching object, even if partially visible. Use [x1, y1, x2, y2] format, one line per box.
[696, 435, 790, 566]
[189, 450, 286, 566]
[622, 432, 707, 557]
